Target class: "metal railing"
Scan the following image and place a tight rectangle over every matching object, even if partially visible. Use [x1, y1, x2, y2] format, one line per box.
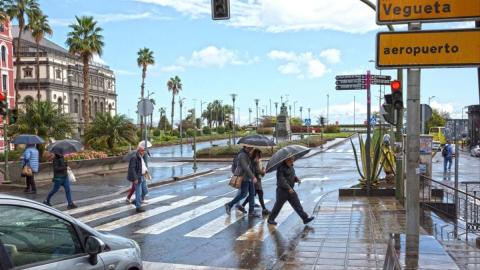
[421, 175, 480, 239]
[383, 233, 402, 270]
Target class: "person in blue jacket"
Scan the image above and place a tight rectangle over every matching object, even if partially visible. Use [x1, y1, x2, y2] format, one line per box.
[22, 144, 39, 194]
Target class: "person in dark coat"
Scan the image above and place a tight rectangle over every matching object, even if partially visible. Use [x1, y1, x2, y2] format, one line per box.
[127, 146, 149, 213]
[225, 146, 260, 218]
[238, 149, 269, 215]
[267, 157, 314, 225]
[43, 153, 77, 209]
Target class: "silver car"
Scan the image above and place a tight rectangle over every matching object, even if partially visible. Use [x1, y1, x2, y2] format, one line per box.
[0, 195, 142, 270]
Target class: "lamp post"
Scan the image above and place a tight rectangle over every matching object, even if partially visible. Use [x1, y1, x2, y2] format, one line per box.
[428, 96, 436, 106]
[327, 94, 330, 125]
[248, 108, 252, 126]
[289, 105, 292, 140]
[293, 101, 298, 118]
[231, 94, 237, 144]
[254, 99, 259, 132]
[307, 108, 311, 146]
[269, 99, 272, 116]
[179, 97, 186, 147]
[274, 102, 279, 142]
[192, 107, 198, 171]
[300, 106, 303, 121]
[200, 100, 207, 133]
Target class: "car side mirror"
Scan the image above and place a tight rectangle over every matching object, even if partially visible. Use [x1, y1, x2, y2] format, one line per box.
[85, 236, 105, 265]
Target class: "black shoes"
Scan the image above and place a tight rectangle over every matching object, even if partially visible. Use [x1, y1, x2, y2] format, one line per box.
[136, 208, 146, 213]
[43, 200, 51, 206]
[303, 216, 315, 225]
[67, 203, 78, 210]
[262, 209, 270, 215]
[225, 203, 231, 215]
[236, 205, 247, 214]
[267, 219, 277, 225]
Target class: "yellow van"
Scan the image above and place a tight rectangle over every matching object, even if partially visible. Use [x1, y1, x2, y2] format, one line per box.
[429, 127, 446, 148]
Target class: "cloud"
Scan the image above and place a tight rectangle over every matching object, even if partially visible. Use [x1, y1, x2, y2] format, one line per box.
[309, 101, 368, 124]
[430, 101, 455, 115]
[114, 69, 139, 76]
[50, 11, 171, 26]
[268, 49, 338, 79]
[92, 54, 107, 65]
[136, 0, 379, 33]
[162, 46, 259, 72]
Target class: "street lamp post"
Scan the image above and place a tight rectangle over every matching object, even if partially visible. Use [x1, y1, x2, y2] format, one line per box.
[231, 94, 237, 144]
[254, 99, 259, 132]
[293, 101, 298, 119]
[289, 105, 292, 140]
[179, 97, 185, 147]
[192, 107, 198, 171]
[300, 106, 303, 122]
[274, 102, 279, 143]
[200, 100, 207, 133]
[307, 108, 311, 147]
[248, 108, 252, 126]
[327, 94, 330, 125]
[428, 96, 436, 106]
[269, 99, 272, 116]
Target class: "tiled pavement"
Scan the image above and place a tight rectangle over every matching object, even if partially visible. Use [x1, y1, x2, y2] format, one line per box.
[278, 192, 461, 270]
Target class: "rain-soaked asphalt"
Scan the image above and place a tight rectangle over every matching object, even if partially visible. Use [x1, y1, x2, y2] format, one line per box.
[64, 139, 360, 269]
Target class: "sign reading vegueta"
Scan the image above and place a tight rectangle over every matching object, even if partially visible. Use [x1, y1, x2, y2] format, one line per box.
[376, 29, 480, 69]
[377, 0, 480, 24]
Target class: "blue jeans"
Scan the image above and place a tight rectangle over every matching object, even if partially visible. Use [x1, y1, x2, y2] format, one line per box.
[228, 179, 255, 213]
[134, 176, 148, 209]
[46, 176, 73, 205]
[444, 157, 452, 172]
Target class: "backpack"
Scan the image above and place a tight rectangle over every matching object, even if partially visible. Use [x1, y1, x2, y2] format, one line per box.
[442, 146, 448, 157]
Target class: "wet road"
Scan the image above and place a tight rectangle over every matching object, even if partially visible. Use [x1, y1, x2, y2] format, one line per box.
[64, 139, 359, 269]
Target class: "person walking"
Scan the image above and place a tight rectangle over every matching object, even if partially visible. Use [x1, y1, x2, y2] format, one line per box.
[125, 151, 150, 204]
[267, 158, 314, 225]
[238, 149, 270, 215]
[21, 144, 39, 194]
[443, 140, 454, 172]
[43, 153, 77, 209]
[127, 146, 149, 213]
[225, 146, 260, 218]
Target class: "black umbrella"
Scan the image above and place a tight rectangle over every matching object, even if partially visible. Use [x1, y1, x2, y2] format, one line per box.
[11, 134, 45, 145]
[265, 145, 311, 173]
[123, 150, 137, 162]
[237, 135, 276, 148]
[47, 139, 83, 155]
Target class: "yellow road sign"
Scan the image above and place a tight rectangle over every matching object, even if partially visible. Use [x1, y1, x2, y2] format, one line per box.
[377, 0, 480, 24]
[376, 29, 480, 69]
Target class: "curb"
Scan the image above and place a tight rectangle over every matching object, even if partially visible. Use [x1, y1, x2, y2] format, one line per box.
[304, 134, 356, 158]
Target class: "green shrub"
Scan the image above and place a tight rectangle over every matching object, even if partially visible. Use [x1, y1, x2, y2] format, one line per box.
[324, 125, 340, 133]
[203, 126, 212, 135]
[136, 130, 142, 138]
[153, 129, 161, 137]
[186, 128, 195, 137]
[257, 127, 274, 135]
[171, 130, 180, 137]
[217, 126, 226, 134]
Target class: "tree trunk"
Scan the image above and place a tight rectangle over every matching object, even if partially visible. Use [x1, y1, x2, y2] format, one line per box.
[171, 94, 175, 133]
[15, 24, 24, 109]
[140, 66, 146, 139]
[36, 42, 40, 103]
[82, 57, 90, 129]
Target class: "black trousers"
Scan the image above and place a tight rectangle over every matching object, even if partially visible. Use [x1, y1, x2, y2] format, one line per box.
[25, 174, 36, 191]
[269, 188, 308, 222]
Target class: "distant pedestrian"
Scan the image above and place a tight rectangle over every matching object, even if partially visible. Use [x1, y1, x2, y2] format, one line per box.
[267, 158, 314, 226]
[238, 149, 270, 215]
[127, 146, 149, 213]
[442, 140, 453, 172]
[225, 146, 260, 218]
[43, 153, 77, 209]
[126, 151, 150, 204]
[21, 144, 39, 194]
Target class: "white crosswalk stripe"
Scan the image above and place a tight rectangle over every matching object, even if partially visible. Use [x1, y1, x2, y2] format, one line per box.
[326, 149, 335, 153]
[143, 261, 247, 270]
[185, 199, 270, 238]
[136, 197, 232, 235]
[79, 195, 176, 223]
[95, 196, 207, 231]
[65, 197, 126, 215]
[335, 149, 344, 153]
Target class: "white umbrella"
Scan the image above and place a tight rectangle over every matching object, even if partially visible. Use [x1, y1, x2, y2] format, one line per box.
[138, 140, 152, 148]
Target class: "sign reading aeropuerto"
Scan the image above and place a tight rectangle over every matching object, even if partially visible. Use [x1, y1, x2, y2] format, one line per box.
[376, 29, 480, 69]
[377, 0, 480, 24]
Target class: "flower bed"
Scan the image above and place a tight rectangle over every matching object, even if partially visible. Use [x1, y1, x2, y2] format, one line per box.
[43, 150, 109, 162]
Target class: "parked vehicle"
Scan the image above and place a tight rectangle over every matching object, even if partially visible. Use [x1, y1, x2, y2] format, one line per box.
[471, 145, 480, 157]
[429, 127, 446, 148]
[0, 195, 142, 270]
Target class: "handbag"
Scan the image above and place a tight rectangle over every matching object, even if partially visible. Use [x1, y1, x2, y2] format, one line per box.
[144, 171, 152, 181]
[228, 175, 244, 189]
[67, 167, 77, 183]
[22, 165, 33, 177]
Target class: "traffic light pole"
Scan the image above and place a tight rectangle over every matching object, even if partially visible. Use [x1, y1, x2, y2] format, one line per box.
[366, 71, 372, 196]
[3, 100, 11, 184]
[395, 69, 404, 200]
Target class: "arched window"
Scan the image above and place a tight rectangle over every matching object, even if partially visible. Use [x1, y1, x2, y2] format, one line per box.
[89, 100, 92, 116]
[94, 101, 98, 114]
[74, 99, 79, 113]
[24, 96, 34, 105]
[57, 97, 63, 111]
[81, 100, 85, 116]
[108, 104, 112, 114]
[100, 102, 104, 113]
[1, 46, 6, 64]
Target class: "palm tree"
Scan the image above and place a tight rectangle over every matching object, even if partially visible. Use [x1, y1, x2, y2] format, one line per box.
[137, 47, 154, 136]
[0, 1, 9, 23]
[66, 16, 104, 127]
[25, 10, 52, 102]
[6, 0, 40, 109]
[167, 76, 182, 133]
[84, 113, 136, 152]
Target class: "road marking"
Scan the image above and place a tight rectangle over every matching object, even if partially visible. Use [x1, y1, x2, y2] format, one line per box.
[218, 178, 231, 183]
[79, 195, 176, 223]
[236, 203, 297, 241]
[326, 149, 335, 153]
[335, 149, 344, 153]
[302, 177, 329, 182]
[65, 197, 127, 215]
[136, 197, 232, 235]
[185, 199, 270, 238]
[143, 261, 247, 270]
[96, 196, 207, 231]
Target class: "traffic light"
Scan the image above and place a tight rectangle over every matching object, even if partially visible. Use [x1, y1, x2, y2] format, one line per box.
[382, 94, 395, 125]
[320, 116, 326, 126]
[0, 92, 7, 117]
[212, 0, 230, 20]
[391, 80, 403, 110]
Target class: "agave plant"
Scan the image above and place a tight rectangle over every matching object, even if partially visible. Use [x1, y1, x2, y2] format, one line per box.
[351, 131, 386, 189]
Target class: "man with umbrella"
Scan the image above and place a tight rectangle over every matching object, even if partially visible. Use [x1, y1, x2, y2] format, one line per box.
[127, 146, 149, 213]
[266, 145, 314, 225]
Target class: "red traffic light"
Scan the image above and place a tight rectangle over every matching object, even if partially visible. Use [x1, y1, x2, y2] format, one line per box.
[0, 92, 5, 102]
[391, 80, 401, 92]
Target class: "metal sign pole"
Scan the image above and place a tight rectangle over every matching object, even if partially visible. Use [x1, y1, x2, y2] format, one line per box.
[2, 102, 11, 184]
[395, 69, 404, 200]
[366, 71, 372, 196]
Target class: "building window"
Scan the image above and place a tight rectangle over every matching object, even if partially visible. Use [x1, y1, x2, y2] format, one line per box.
[107, 80, 111, 89]
[56, 69, 62, 79]
[24, 96, 34, 104]
[74, 99, 79, 113]
[89, 100, 92, 116]
[23, 67, 33, 78]
[2, 74, 7, 91]
[108, 104, 112, 114]
[94, 101, 98, 114]
[57, 97, 63, 110]
[100, 102, 104, 112]
[1, 46, 6, 64]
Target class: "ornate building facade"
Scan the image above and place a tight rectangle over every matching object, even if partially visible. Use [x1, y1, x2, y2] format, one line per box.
[13, 26, 117, 136]
[0, 20, 14, 151]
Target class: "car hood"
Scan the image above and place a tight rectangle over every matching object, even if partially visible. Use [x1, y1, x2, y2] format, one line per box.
[97, 232, 137, 251]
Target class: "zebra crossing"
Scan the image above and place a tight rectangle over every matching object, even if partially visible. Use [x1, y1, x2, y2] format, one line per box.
[67, 193, 319, 242]
[325, 148, 356, 153]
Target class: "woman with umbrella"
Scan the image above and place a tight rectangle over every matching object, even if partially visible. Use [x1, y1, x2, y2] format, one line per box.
[12, 135, 44, 194]
[43, 140, 82, 209]
[266, 145, 314, 226]
[238, 149, 270, 215]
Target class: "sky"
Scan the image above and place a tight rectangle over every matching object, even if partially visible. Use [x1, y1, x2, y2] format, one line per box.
[33, 0, 479, 125]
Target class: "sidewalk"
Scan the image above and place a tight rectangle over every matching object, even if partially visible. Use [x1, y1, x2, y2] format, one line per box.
[277, 192, 460, 270]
